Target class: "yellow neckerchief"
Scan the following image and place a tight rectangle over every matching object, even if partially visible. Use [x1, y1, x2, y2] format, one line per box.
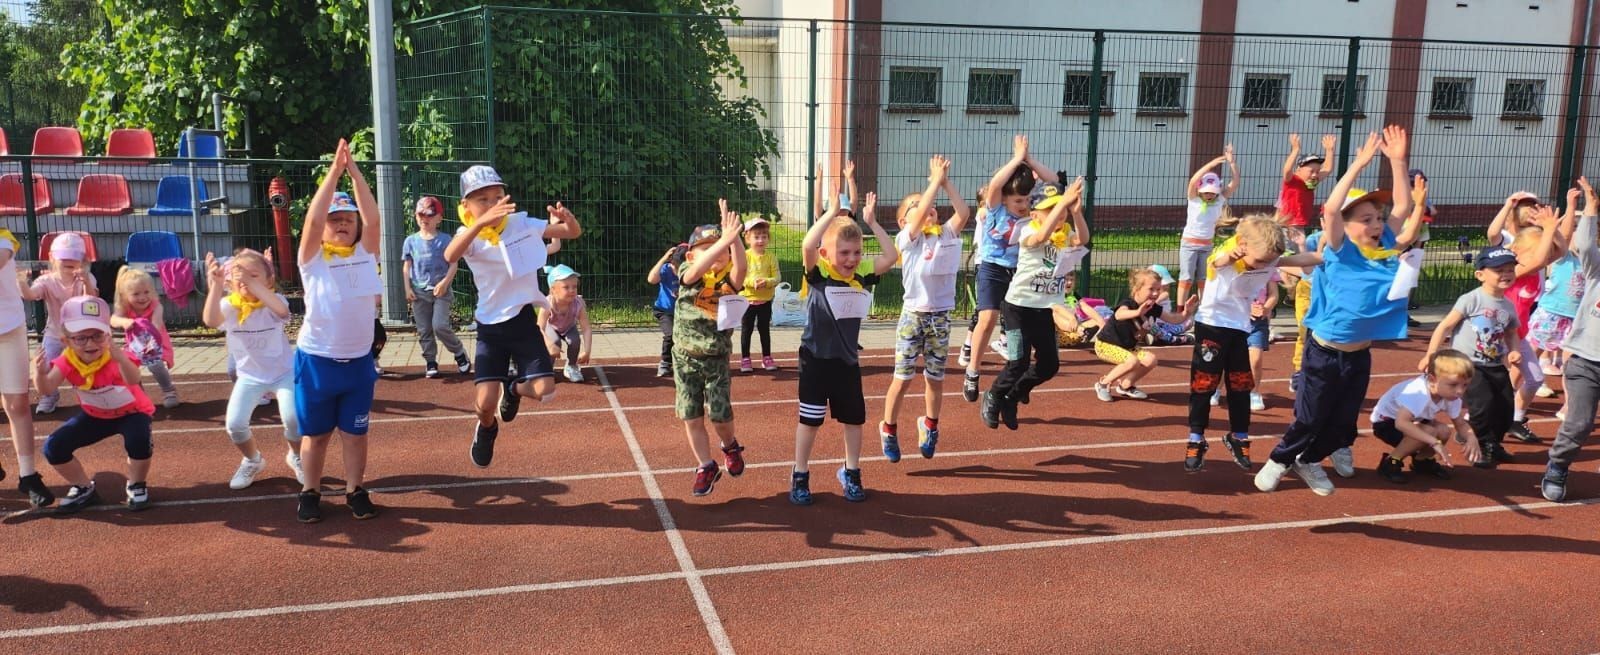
[1354, 237, 1401, 261]
[65, 348, 111, 391]
[320, 242, 355, 261]
[1030, 218, 1070, 250]
[1205, 235, 1250, 281]
[701, 262, 731, 291]
[458, 203, 506, 246]
[226, 292, 264, 325]
[0, 228, 18, 253]
[801, 257, 864, 298]
[921, 221, 943, 237]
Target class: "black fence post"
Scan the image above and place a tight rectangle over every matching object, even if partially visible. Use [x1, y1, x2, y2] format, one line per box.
[1337, 37, 1361, 175]
[18, 157, 43, 332]
[1558, 43, 1588, 206]
[1081, 30, 1106, 299]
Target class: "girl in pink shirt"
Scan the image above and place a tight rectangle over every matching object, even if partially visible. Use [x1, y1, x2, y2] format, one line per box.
[21, 232, 98, 414]
[111, 267, 180, 408]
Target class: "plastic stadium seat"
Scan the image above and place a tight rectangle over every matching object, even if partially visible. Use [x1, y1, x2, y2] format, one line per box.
[125, 231, 183, 264]
[30, 126, 84, 162]
[39, 231, 99, 262]
[175, 129, 222, 163]
[66, 174, 133, 216]
[106, 128, 157, 163]
[0, 127, 8, 156]
[148, 176, 210, 216]
[0, 174, 52, 216]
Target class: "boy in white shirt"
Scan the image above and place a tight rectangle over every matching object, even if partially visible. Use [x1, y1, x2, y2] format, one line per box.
[1370, 350, 1481, 482]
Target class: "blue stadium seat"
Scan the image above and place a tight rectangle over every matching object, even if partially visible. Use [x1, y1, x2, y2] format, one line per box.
[148, 176, 211, 216]
[175, 129, 223, 164]
[125, 231, 184, 265]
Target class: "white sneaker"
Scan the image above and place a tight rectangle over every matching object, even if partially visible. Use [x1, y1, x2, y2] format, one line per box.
[957, 341, 972, 368]
[285, 449, 307, 486]
[1254, 459, 1289, 492]
[564, 365, 583, 383]
[989, 337, 1010, 361]
[1536, 385, 1558, 398]
[35, 395, 57, 414]
[1094, 382, 1113, 402]
[1114, 386, 1149, 400]
[229, 455, 265, 490]
[374, 364, 384, 376]
[1210, 390, 1221, 407]
[1250, 392, 1265, 412]
[1293, 458, 1336, 496]
[162, 390, 180, 409]
[1329, 447, 1356, 478]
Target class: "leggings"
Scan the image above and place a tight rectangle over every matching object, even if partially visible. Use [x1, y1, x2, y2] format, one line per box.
[1188, 322, 1253, 436]
[991, 302, 1059, 401]
[741, 302, 772, 358]
[226, 373, 301, 445]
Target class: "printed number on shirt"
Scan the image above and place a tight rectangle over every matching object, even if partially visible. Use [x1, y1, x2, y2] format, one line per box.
[498, 219, 547, 279]
[825, 286, 872, 320]
[333, 254, 384, 298]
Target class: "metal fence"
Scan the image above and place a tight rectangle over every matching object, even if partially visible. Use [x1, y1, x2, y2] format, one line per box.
[397, 7, 1599, 321]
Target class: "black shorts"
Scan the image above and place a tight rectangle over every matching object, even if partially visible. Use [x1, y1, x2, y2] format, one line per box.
[1372, 418, 1431, 447]
[797, 347, 865, 426]
[474, 304, 555, 384]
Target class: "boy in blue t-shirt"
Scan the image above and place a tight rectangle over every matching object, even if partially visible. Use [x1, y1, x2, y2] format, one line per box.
[647, 243, 684, 378]
[402, 196, 471, 378]
[1255, 126, 1424, 496]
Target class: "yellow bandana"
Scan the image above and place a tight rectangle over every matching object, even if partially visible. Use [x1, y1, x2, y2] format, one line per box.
[65, 347, 110, 391]
[1357, 243, 1401, 260]
[702, 263, 731, 290]
[801, 258, 863, 298]
[1030, 218, 1070, 250]
[226, 292, 264, 325]
[0, 228, 18, 253]
[921, 222, 943, 237]
[320, 243, 354, 261]
[458, 203, 506, 246]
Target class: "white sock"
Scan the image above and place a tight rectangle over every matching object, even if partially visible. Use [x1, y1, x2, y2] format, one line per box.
[1514, 408, 1527, 422]
[16, 454, 35, 477]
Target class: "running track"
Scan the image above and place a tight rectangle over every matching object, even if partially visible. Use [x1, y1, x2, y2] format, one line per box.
[2, 334, 1598, 654]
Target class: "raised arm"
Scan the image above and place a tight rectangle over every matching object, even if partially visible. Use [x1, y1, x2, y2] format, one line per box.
[1578, 176, 1600, 275]
[985, 134, 1029, 210]
[904, 156, 949, 238]
[813, 164, 826, 218]
[1419, 310, 1465, 371]
[842, 160, 861, 218]
[443, 195, 514, 263]
[1395, 173, 1428, 250]
[1379, 125, 1412, 227]
[680, 200, 745, 283]
[1187, 154, 1227, 199]
[544, 203, 582, 240]
[1318, 134, 1336, 179]
[646, 247, 676, 284]
[1281, 133, 1301, 182]
[1321, 131, 1383, 252]
[725, 205, 748, 290]
[944, 174, 973, 234]
[201, 253, 226, 330]
[299, 139, 349, 266]
[864, 193, 898, 276]
[1514, 206, 1560, 278]
[1020, 187, 1072, 248]
[1068, 181, 1090, 247]
[1222, 144, 1240, 198]
[346, 151, 382, 255]
[1024, 154, 1062, 185]
[1487, 193, 1530, 247]
[1561, 187, 1581, 253]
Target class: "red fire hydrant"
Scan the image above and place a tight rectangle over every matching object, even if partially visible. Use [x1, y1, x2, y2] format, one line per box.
[268, 177, 297, 284]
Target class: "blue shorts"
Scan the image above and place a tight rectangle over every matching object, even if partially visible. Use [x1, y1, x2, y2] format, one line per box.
[974, 262, 1016, 312]
[43, 412, 154, 464]
[1246, 316, 1271, 350]
[474, 304, 555, 384]
[294, 350, 378, 437]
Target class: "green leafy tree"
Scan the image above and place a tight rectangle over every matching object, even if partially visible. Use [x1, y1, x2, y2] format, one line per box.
[0, 0, 97, 146]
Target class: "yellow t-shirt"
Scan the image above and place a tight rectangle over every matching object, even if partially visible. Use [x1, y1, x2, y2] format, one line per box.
[741, 249, 780, 303]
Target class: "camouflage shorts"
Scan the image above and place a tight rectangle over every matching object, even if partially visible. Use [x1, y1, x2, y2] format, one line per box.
[893, 310, 951, 381]
[673, 351, 732, 422]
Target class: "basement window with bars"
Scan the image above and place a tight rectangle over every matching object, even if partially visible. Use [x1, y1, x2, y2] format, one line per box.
[1062, 71, 1113, 113]
[1241, 73, 1289, 114]
[1430, 76, 1475, 118]
[1319, 74, 1367, 116]
[967, 68, 1021, 112]
[1137, 72, 1187, 113]
[887, 66, 941, 111]
[1502, 79, 1545, 118]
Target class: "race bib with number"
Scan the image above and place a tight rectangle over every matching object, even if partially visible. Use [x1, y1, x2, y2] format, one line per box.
[497, 213, 548, 279]
[77, 384, 137, 411]
[1051, 245, 1090, 278]
[716, 294, 750, 331]
[330, 253, 384, 299]
[1386, 248, 1425, 301]
[824, 287, 871, 320]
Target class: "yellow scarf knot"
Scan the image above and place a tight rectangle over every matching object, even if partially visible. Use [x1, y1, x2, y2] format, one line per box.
[227, 292, 264, 325]
[458, 203, 506, 246]
[320, 243, 355, 261]
[1031, 218, 1070, 250]
[801, 258, 863, 298]
[0, 229, 18, 253]
[65, 348, 110, 391]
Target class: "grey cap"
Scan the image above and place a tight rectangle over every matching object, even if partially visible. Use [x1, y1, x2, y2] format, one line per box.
[460, 165, 506, 198]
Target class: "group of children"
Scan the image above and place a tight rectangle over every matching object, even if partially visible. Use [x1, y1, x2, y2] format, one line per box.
[5, 128, 1600, 520]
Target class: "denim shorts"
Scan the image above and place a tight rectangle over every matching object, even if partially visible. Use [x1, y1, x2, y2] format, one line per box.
[974, 262, 1015, 312]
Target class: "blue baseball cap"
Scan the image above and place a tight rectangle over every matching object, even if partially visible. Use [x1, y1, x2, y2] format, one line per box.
[460, 165, 506, 198]
[1148, 264, 1175, 286]
[327, 191, 359, 214]
[544, 264, 579, 282]
[1475, 246, 1518, 270]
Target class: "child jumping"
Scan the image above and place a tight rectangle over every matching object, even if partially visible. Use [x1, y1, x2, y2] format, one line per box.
[739, 217, 780, 372]
[791, 193, 898, 505]
[0, 229, 51, 507]
[292, 139, 384, 522]
[110, 267, 179, 408]
[22, 232, 97, 414]
[1276, 133, 1335, 229]
[37, 296, 156, 513]
[1177, 145, 1239, 309]
[648, 244, 684, 378]
[403, 195, 472, 379]
[1371, 349, 1481, 483]
[539, 264, 591, 384]
[201, 249, 303, 490]
[881, 155, 971, 460]
[1542, 177, 1600, 502]
[1093, 269, 1198, 402]
[672, 201, 748, 496]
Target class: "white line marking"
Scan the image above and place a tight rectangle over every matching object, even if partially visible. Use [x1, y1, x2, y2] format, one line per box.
[594, 365, 735, 655]
[4, 495, 1590, 640]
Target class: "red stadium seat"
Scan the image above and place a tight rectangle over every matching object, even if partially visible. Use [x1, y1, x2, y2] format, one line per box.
[0, 128, 8, 156]
[106, 128, 157, 163]
[0, 174, 52, 216]
[30, 126, 84, 163]
[66, 174, 132, 216]
[38, 231, 99, 262]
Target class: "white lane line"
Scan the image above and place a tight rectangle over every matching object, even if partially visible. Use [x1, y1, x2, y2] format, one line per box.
[594, 365, 735, 655]
[4, 495, 1590, 640]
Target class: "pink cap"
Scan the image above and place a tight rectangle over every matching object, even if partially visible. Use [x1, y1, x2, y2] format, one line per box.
[1198, 173, 1223, 195]
[50, 232, 86, 261]
[415, 196, 443, 217]
[61, 295, 111, 335]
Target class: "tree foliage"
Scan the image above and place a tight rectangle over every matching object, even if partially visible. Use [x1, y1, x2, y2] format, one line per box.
[0, 0, 97, 147]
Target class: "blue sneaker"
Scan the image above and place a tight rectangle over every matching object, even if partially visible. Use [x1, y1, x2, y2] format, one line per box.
[837, 466, 866, 502]
[1541, 463, 1569, 502]
[789, 471, 813, 506]
[879, 422, 901, 463]
[917, 416, 939, 459]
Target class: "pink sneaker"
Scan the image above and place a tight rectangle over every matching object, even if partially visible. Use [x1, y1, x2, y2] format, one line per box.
[762, 356, 777, 371]
[739, 357, 753, 373]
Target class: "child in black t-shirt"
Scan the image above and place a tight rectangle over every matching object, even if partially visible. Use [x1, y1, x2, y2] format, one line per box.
[1092, 268, 1197, 401]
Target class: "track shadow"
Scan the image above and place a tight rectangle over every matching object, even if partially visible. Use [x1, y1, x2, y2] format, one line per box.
[1308, 521, 1600, 555]
[916, 454, 1264, 497]
[0, 575, 139, 619]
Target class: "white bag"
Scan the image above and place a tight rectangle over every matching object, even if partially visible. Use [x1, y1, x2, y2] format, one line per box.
[771, 282, 806, 327]
[1387, 248, 1425, 301]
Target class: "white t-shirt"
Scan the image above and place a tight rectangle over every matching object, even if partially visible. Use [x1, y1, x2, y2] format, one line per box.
[220, 293, 292, 384]
[1182, 197, 1226, 242]
[1004, 222, 1070, 309]
[896, 220, 962, 313]
[460, 214, 549, 325]
[1196, 254, 1279, 332]
[1370, 375, 1463, 425]
[298, 245, 380, 359]
[0, 240, 22, 335]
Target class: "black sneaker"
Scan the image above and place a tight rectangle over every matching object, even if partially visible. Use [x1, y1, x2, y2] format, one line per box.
[963, 373, 980, 403]
[297, 490, 323, 523]
[455, 354, 473, 375]
[1377, 455, 1408, 483]
[471, 421, 499, 468]
[56, 484, 100, 515]
[1410, 457, 1451, 480]
[1219, 433, 1252, 470]
[1183, 440, 1208, 473]
[1507, 419, 1542, 444]
[498, 378, 521, 423]
[788, 471, 813, 506]
[425, 361, 440, 379]
[980, 391, 1000, 430]
[999, 396, 1019, 430]
[1489, 442, 1515, 463]
[347, 487, 378, 520]
[1473, 443, 1501, 469]
[125, 482, 151, 511]
[17, 472, 54, 508]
